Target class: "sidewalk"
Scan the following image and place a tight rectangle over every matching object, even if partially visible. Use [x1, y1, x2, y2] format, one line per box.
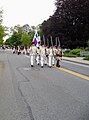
[62, 57, 89, 65]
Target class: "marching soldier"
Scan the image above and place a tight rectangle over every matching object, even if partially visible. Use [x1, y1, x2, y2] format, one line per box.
[48, 46, 54, 68]
[36, 41, 41, 65]
[23, 47, 26, 54]
[40, 44, 46, 68]
[52, 45, 57, 66]
[29, 42, 37, 67]
[45, 46, 50, 65]
[17, 46, 21, 55]
[26, 46, 30, 55]
[55, 46, 62, 67]
[12, 46, 16, 54]
[36, 46, 40, 65]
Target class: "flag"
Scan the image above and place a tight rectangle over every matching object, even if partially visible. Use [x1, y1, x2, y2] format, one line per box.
[34, 37, 37, 45]
[33, 30, 40, 46]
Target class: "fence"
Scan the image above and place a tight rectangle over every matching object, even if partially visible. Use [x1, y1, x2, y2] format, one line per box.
[80, 51, 89, 56]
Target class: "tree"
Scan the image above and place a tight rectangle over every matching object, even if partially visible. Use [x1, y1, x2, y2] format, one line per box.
[87, 40, 89, 48]
[5, 25, 25, 46]
[41, 0, 89, 48]
[5, 25, 35, 47]
[55, 0, 89, 48]
[0, 9, 3, 24]
[20, 32, 32, 46]
[7, 32, 22, 46]
[0, 9, 6, 45]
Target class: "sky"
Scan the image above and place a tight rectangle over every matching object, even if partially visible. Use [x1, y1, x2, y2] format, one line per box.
[0, 0, 56, 28]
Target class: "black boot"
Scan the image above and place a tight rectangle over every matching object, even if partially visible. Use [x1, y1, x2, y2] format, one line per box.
[56, 60, 60, 67]
[31, 65, 33, 67]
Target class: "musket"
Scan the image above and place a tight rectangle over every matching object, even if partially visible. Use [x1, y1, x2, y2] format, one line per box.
[47, 38, 49, 47]
[43, 35, 46, 45]
[50, 36, 54, 55]
[58, 37, 60, 47]
[55, 37, 57, 46]
[50, 36, 53, 47]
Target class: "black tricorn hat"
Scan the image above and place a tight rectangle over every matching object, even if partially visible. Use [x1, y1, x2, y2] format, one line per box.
[31, 42, 35, 45]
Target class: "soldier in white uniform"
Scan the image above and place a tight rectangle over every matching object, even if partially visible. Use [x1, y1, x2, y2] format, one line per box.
[36, 47, 40, 65]
[36, 41, 41, 65]
[29, 42, 37, 67]
[17, 46, 21, 55]
[45, 46, 50, 65]
[52, 45, 57, 66]
[48, 46, 54, 68]
[55, 46, 62, 67]
[22, 47, 26, 54]
[12, 46, 16, 54]
[40, 44, 46, 68]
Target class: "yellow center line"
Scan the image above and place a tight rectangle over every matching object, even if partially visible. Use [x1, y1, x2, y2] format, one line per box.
[53, 66, 89, 81]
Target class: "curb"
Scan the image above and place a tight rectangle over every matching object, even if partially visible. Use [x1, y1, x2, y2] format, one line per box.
[62, 58, 89, 66]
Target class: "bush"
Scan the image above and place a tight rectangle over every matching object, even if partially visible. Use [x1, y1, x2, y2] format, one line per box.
[70, 48, 81, 56]
[64, 49, 70, 53]
[63, 48, 81, 57]
[64, 53, 76, 57]
[83, 55, 89, 61]
[64, 50, 77, 57]
[85, 47, 89, 51]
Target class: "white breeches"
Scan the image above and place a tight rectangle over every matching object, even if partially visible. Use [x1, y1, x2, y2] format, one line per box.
[40, 56, 46, 66]
[52, 56, 55, 65]
[49, 55, 54, 66]
[36, 55, 40, 64]
[30, 55, 35, 65]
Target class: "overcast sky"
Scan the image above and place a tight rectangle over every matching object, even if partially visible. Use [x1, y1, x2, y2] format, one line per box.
[0, 0, 56, 28]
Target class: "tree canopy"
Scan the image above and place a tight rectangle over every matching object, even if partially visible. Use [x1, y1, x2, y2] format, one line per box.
[41, 0, 89, 49]
[0, 9, 6, 45]
[5, 25, 36, 47]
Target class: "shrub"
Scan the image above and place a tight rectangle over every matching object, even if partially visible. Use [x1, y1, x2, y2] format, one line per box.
[83, 55, 89, 61]
[64, 52, 76, 57]
[70, 48, 81, 56]
[63, 48, 81, 57]
[64, 49, 70, 53]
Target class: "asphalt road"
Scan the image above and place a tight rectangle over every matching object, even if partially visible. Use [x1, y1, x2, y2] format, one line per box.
[0, 49, 89, 120]
[60, 60, 89, 77]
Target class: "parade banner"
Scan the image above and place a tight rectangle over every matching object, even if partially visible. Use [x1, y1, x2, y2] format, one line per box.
[33, 30, 40, 47]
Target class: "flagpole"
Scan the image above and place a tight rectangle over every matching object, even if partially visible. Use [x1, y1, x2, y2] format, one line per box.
[47, 38, 49, 47]
[56, 37, 57, 46]
[58, 37, 60, 47]
[43, 35, 46, 45]
[33, 30, 39, 46]
[50, 36, 53, 46]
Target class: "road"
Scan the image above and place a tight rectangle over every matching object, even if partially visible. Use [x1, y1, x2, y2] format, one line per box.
[0, 49, 89, 120]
